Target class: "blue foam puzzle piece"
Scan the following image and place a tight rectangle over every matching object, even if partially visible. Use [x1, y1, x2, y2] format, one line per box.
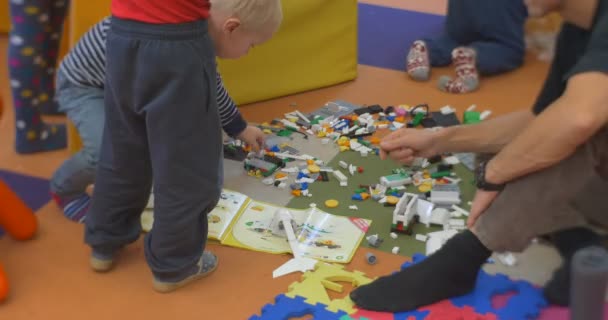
[400, 253, 548, 320]
[393, 309, 431, 320]
[249, 294, 348, 320]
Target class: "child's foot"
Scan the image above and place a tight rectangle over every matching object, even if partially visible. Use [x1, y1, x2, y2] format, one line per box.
[350, 230, 490, 312]
[437, 47, 479, 94]
[90, 251, 115, 273]
[153, 251, 219, 293]
[51, 192, 90, 223]
[15, 123, 67, 154]
[406, 40, 431, 81]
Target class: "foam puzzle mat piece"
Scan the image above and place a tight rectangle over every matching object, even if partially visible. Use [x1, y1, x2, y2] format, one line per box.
[286, 262, 375, 314]
[249, 294, 348, 320]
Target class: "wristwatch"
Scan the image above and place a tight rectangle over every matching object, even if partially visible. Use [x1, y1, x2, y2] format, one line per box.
[475, 160, 505, 191]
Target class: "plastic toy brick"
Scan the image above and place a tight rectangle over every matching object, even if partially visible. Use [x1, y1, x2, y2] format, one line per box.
[249, 294, 348, 320]
[286, 262, 374, 314]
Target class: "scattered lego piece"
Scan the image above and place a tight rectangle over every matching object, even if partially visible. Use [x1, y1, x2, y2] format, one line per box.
[390, 232, 398, 239]
[309, 203, 317, 208]
[385, 196, 399, 205]
[449, 219, 465, 227]
[496, 252, 518, 267]
[360, 150, 368, 157]
[415, 234, 428, 242]
[380, 173, 412, 188]
[365, 252, 378, 265]
[325, 199, 339, 208]
[339, 181, 348, 187]
[391, 246, 400, 254]
[262, 177, 275, 185]
[348, 164, 356, 176]
[349, 205, 358, 210]
[366, 234, 383, 248]
[333, 170, 347, 182]
[451, 204, 470, 217]
[307, 164, 320, 173]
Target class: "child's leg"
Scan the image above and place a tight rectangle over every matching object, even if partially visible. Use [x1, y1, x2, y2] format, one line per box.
[39, 0, 70, 115]
[50, 70, 104, 223]
[8, 0, 66, 154]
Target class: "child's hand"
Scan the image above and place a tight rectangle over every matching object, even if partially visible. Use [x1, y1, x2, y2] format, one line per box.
[237, 126, 265, 152]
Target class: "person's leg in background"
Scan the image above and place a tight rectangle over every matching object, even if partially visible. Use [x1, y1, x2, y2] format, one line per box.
[50, 69, 104, 223]
[351, 132, 604, 312]
[8, 0, 67, 154]
[439, 0, 528, 94]
[406, 0, 476, 82]
[39, 0, 70, 115]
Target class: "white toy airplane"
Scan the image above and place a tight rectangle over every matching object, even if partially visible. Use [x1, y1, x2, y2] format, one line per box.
[272, 209, 318, 278]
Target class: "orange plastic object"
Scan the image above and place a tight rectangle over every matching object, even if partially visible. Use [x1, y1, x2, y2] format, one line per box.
[291, 190, 302, 197]
[0, 179, 37, 241]
[0, 263, 8, 302]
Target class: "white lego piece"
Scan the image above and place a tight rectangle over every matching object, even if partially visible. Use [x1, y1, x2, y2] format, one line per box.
[450, 209, 463, 218]
[294, 110, 310, 123]
[302, 189, 309, 196]
[349, 164, 356, 176]
[392, 193, 419, 226]
[392, 247, 400, 254]
[449, 219, 465, 227]
[278, 182, 287, 188]
[301, 154, 315, 160]
[306, 129, 314, 135]
[380, 174, 412, 188]
[348, 125, 360, 134]
[262, 177, 275, 185]
[378, 124, 389, 129]
[355, 128, 367, 135]
[451, 204, 470, 217]
[429, 208, 450, 226]
[315, 160, 325, 166]
[443, 156, 460, 165]
[349, 140, 362, 151]
[319, 167, 333, 172]
[281, 167, 299, 173]
[307, 194, 313, 197]
[360, 150, 369, 157]
[390, 232, 398, 239]
[389, 112, 397, 117]
[310, 203, 317, 208]
[440, 105, 455, 114]
[274, 152, 307, 161]
[467, 104, 477, 111]
[321, 138, 330, 145]
[416, 199, 435, 227]
[333, 169, 347, 182]
[339, 181, 348, 187]
[415, 234, 428, 242]
[426, 229, 459, 255]
[311, 124, 322, 133]
[480, 110, 492, 120]
[342, 128, 350, 135]
[379, 112, 386, 117]
[280, 119, 300, 130]
[392, 122, 405, 129]
[349, 205, 358, 210]
[496, 252, 517, 266]
[339, 161, 348, 169]
[296, 178, 315, 184]
[301, 169, 310, 175]
[378, 197, 387, 204]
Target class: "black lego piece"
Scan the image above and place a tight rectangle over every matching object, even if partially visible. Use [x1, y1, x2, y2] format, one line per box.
[354, 107, 371, 116]
[368, 104, 383, 114]
[438, 163, 453, 171]
[431, 111, 461, 127]
[385, 106, 395, 114]
[421, 117, 437, 128]
[428, 154, 442, 164]
[223, 144, 248, 161]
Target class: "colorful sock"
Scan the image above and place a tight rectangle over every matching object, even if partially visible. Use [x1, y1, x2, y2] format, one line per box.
[543, 227, 602, 306]
[406, 40, 431, 81]
[438, 47, 479, 94]
[51, 192, 90, 223]
[350, 230, 491, 312]
[9, 0, 68, 153]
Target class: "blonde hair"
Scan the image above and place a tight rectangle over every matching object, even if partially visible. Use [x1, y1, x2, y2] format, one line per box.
[210, 0, 283, 32]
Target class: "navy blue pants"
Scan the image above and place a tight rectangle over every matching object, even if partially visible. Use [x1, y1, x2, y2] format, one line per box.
[424, 0, 528, 75]
[84, 17, 223, 282]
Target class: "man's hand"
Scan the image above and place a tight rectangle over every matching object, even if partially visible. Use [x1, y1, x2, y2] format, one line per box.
[467, 189, 500, 228]
[379, 128, 440, 164]
[237, 126, 265, 152]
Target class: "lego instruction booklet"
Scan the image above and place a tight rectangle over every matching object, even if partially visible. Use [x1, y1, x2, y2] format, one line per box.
[144, 189, 371, 263]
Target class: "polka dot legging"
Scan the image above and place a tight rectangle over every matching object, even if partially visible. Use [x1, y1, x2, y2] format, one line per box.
[8, 0, 69, 154]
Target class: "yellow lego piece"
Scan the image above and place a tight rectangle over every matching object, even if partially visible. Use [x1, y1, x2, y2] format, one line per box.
[339, 146, 350, 152]
[286, 262, 375, 314]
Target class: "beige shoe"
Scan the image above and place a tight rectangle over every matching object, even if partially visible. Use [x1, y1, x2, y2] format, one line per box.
[90, 254, 114, 273]
[153, 251, 218, 293]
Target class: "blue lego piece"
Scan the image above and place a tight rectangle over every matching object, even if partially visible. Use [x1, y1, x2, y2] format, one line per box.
[400, 254, 548, 320]
[297, 172, 308, 179]
[300, 182, 309, 190]
[387, 116, 396, 122]
[351, 194, 363, 201]
[270, 145, 281, 152]
[249, 294, 348, 320]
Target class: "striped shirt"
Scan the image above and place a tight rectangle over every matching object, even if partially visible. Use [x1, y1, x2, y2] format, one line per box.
[58, 17, 247, 137]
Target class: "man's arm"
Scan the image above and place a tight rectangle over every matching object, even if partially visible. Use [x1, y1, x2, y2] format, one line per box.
[433, 110, 535, 154]
[486, 71, 608, 184]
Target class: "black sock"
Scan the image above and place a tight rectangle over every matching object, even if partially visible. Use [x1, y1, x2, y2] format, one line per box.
[543, 227, 602, 306]
[350, 230, 491, 312]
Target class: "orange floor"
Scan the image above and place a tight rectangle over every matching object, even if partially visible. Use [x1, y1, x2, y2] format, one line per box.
[0, 1, 551, 318]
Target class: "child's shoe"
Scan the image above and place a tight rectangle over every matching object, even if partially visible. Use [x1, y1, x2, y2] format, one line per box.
[438, 47, 479, 94]
[90, 251, 114, 273]
[406, 40, 431, 81]
[153, 251, 219, 293]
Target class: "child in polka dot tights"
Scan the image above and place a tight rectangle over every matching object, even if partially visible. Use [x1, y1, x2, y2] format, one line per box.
[8, 0, 69, 154]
